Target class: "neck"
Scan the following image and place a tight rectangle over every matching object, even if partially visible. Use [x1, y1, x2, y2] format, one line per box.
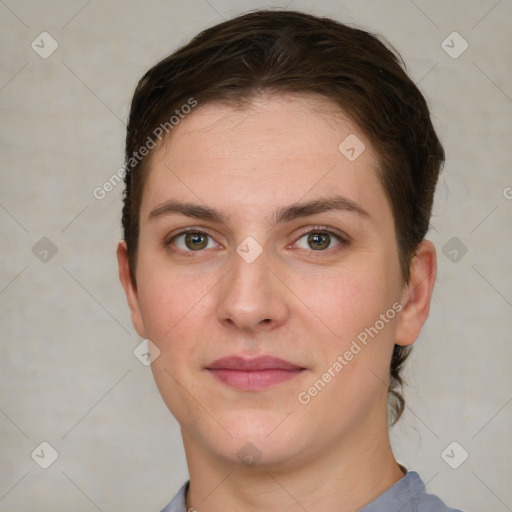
[182, 419, 404, 512]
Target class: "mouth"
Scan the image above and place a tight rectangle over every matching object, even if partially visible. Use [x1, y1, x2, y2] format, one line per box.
[205, 355, 306, 391]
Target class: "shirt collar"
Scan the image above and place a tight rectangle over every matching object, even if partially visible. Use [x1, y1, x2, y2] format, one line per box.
[162, 469, 429, 512]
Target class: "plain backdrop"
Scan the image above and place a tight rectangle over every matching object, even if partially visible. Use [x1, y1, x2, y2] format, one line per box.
[1, 1, 511, 511]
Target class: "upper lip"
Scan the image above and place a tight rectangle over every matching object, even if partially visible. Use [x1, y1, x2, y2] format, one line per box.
[206, 356, 304, 371]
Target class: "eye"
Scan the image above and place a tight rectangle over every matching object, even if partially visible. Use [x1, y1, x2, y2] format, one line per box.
[294, 229, 346, 252]
[168, 230, 218, 251]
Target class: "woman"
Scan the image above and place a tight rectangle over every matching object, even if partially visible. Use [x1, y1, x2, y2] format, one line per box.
[117, 10, 463, 511]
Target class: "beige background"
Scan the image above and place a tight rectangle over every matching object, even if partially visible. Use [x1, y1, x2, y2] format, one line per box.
[1, 0, 511, 510]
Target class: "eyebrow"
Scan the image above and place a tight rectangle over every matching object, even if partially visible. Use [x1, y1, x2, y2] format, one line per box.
[148, 195, 370, 226]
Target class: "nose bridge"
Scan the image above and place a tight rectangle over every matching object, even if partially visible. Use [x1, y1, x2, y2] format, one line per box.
[217, 243, 288, 330]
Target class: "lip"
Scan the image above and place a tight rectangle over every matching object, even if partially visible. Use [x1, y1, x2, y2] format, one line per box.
[206, 356, 306, 391]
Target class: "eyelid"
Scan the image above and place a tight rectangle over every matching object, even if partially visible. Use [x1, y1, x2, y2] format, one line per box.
[164, 225, 351, 252]
[164, 227, 223, 250]
[291, 225, 351, 245]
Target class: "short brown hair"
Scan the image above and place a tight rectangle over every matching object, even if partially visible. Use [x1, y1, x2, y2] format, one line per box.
[122, 10, 444, 424]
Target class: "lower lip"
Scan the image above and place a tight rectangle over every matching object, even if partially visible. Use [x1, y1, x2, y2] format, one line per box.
[207, 368, 304, 391]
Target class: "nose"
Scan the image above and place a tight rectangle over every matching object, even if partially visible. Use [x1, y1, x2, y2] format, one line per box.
[216, 248, 290, 333]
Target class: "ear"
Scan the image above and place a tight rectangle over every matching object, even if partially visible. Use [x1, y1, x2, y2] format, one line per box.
[395, 240, 437, 347]
[117, 240, 145, 338]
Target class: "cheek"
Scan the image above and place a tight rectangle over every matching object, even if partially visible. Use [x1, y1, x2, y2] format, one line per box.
[293, 266, 399, 423]
[136, 264, 201, 345]
[292, 262, 394, 341]
[135, 259, 220, 384]
[292, 258, 402, 407]
[134, 230, 225, 345]
[138, 269, 208, 419]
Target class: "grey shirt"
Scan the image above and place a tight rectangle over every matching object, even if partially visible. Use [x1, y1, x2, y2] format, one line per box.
[160, 470, 463, 511]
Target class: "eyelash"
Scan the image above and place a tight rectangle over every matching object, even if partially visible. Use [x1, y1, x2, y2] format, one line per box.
[164, 226, 351, 257]
[291, 226, 351, 256]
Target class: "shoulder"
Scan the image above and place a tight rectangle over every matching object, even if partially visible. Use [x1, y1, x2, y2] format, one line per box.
[361, 471, 465, 512]
[162, 473, 465, 512]
[160, 481, 189, 512]
[407, 472, 464, 512]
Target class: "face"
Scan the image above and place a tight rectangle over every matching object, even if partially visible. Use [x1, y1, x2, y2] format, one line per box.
[119, 94, 429, 469]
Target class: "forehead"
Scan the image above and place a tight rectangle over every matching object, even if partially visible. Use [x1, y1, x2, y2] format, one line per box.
[140, 93, 390, 226]
[158, 93, 371, 162]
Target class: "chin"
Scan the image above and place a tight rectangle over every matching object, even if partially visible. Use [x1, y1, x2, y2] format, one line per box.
[206, 410, 309, 468]
[218, 436, 303, 470]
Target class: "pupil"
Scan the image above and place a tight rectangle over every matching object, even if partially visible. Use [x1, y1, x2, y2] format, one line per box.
[308, 232, 329, 250]
[186, 233, 207, 250]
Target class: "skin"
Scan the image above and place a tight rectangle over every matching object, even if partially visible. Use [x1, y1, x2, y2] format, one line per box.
[118, 94, 436, 511]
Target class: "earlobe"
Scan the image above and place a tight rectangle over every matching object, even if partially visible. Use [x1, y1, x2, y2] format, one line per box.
[395, 240, 437, 347]
[117, 240, 145, 338]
